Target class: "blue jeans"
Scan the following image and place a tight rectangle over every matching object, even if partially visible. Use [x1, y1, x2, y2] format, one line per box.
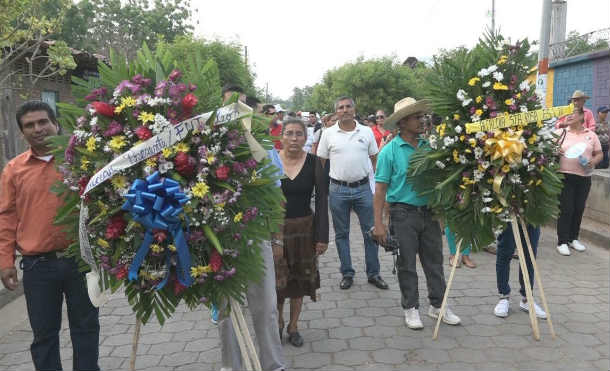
[328, 182, 380, 279]
[21, 256, 100, 371]
[496, 224, 540, 297]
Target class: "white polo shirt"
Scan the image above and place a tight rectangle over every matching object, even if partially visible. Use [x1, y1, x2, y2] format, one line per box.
[317, 121, 378, 182]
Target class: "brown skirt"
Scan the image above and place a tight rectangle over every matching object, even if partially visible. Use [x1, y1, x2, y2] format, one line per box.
[272, 214, 320, 301]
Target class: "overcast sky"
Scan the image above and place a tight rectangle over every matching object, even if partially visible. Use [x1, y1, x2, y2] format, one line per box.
[194, 0, 610, 99]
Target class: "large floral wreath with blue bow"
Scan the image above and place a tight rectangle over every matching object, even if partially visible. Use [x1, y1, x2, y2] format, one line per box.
[50, 46, 283, 325]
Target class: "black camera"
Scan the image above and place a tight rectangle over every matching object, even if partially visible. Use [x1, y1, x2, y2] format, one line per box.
[367, 227, 399, 253]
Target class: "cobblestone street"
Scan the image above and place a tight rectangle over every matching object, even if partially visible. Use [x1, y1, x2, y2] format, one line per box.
[0, 216, 608, 371]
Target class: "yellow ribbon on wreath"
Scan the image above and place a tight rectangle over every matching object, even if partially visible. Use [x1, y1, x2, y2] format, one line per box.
[484, 130, 526, 165]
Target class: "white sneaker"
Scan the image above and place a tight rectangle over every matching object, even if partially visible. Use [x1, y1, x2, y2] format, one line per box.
[428, 306, 461, 325]
[570, 240, 586, 252]
[494, 298, 510, 318]
[404, 308, 423, 329]
[556, 244, 571, 256]
[520, 299, 547, 319]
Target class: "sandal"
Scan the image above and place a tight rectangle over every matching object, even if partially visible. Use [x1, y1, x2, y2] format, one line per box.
[448, 255, 461, 268]
[287, 331, 304, 347]
[462, 255, 477, 268]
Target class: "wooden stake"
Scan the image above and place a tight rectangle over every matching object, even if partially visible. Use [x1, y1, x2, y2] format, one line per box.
[229, 305, 253, 371]
[229, 298, 262, 371]
[233, 299, 262, 371]
[510, 214, 540, 340]
[519, 217, 556, 338]
[130, 319, 142, 371]
[433, 239, 461, 340]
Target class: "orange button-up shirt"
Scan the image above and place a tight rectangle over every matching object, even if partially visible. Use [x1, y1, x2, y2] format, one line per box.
[0, 149, 69, 269]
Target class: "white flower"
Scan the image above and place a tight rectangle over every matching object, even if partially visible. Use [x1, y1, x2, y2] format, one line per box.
[483, 189, 491, 196]
[520, 105, 528, 113]
[148, 97, 171, 107]
[487, 65, 498, 73]
[475, 132, 486, 139]
[159, 161, 174, 174]
[481, 207, 492, 213]
[492, 71, 504, 81]
[474, 147, 483, 159]
[103, 145, 111, 153]
[454, 125, 462, 134]
[522, 159, 529, 167]
[456, 89, 468, 101]
[519, 80, 531, 91]
[478, 68, 490, 77]
[509, 174, 521, 184]
[151, 114, 171, 135]
[481, 161, 490, 169]
[482, 197, 493, 203]
[527, 164, 536, 172]
[443, 136, 455, 147]
[482, 81, 491, 88]
[470, 114, 481, 122]
[483, 105, 488, 110]
[89, 116, 98, 128]
[462, 98, 473, 107]
[473, 169, 484, 181]
[435, 161, 446, 169]
[459, 155, 468, 164]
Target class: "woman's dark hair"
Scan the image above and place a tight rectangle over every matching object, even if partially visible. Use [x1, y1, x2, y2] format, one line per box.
[16, 101, 58, 131]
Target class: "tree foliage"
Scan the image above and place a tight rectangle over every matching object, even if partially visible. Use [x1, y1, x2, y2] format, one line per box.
[52, 0, 194, 59]
[294, 57, 425, 116]
[0, 0, 75, 88]
[156, 36, 257, 98]
[562, 30, 610, 57]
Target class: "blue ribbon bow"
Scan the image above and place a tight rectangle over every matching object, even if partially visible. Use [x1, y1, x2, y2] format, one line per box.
[122, 171, 193, 289]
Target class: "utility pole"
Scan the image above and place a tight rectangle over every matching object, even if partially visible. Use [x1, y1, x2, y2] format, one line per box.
[536, 0, 553, 107]
[491, 0, 495, 34]
[265, 82, 269, 103]
[244, 45, 248, 67]
[550, 1, 567, 59]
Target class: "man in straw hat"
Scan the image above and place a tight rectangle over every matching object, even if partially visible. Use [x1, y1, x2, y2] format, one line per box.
[556, 90, 596, 130]
[372, 97, 461, 330]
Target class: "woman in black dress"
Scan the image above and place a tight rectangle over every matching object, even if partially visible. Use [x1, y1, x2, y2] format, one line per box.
[274, 118, 329, 347]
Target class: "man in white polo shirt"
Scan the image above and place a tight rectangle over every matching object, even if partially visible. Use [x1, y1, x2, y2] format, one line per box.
[317, 96, 388, 290]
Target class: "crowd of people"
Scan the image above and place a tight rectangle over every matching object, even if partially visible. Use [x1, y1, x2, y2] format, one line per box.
[0, 83, 607, 370]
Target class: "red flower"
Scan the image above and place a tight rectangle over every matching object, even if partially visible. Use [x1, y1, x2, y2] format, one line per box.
[91, 101, 115, 118]
[210, 250, 222, 272]
[78, 176, 90, 196]
[135, 126, 153, 140]
[181, 93, 198, 110]
[153, 230, 167, 243]
[105, 214, 127, 240]
[174, 152, 196, 176]
[115, 266, 128, 280]
[173, 278, 186, 295]
[215, 165, 230, 181]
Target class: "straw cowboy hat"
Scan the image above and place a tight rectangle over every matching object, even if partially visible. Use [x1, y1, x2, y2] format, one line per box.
[571, 90, 590, 100]
[384, 97, 429, 131]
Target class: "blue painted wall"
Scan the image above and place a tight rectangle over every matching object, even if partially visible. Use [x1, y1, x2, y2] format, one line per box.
[552, 58, 594, 108]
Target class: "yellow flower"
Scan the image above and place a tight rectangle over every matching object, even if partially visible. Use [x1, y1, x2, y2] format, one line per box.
[138, 111, 155, 123]
[528, 179, 534, 186]
[174, 142, 190, 153]
[453, 149, 460, 163]
[145, 157, 157, 167]
[493, 82, 509, 90]
[515, 93, 521, 99]
[502, 164, 511, 173]
[459, 135, 465, 142]
[86, 136, 97, 152]
[468, 77, 480, 86]
[530, 157, 536, 163]
[150, 244, 164, 253]
[505, 99, 513, 106]
[462, 177, 475, 185]
[234, 212, 243, 223]
[162, 147, 173, 158]
[475, 109, 483, 116]
[475, 96, 483, 103]
[453, 114, 460, 121]
[167, 244, 176, 252]
[97, 238, 110, 248]
[468, 138, 477, 148]
[207, 155, 215, 164]
[216, 202, 226, 210]
[498, 55, 508, 65]
[487, 178, 494, 184]
[114, 104, 125, 114]
[111, 175, 128, 190]
[536, 179, 543, 186]
[121, 96, 136, 107]
[528, 134, 538, 145]
[192, 182, 210, 198]
[108, 136, 127, 152]
[80, 157, 90, 170]
[190, 265, 208, 278]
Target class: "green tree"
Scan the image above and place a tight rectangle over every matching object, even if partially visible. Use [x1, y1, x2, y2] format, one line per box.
[156, 36, 257, 98]
[302, 57, 422, 116]
[290, 86, 314, 111]
[562, 30, 610, 58]
[53, 0, 194, 59]
[0, 0, 75, 88]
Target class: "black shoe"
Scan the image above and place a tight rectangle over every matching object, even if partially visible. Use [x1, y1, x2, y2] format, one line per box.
[340, 276, 353, 290]
[368, 276, 389, 290]
[287, 331, 304, 347]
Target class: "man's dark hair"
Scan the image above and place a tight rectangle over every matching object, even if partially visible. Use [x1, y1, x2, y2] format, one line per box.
[222, 83, 244, 96]
[262, 104, 275, 114]
[16, 101, 58, 131]
[245, 96, 261, 109]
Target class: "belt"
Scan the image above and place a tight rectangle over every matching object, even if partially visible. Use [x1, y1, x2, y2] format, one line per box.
[390, 202, 430, 213]
[330, 176, 369, 188]
[23, 250, 68, 260]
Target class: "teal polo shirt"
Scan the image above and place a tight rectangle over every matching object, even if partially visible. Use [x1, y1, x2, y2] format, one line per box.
[374, 136, 428, 206]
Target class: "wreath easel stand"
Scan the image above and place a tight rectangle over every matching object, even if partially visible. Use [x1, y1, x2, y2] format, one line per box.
[433, 213, 556, 340]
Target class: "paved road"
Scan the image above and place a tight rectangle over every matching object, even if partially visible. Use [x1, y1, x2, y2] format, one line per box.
[0, 216, 607, 371]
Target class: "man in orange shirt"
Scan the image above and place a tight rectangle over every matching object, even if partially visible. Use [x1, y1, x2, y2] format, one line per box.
[0, 101, 100, 371]
[556, 90, 596, 130]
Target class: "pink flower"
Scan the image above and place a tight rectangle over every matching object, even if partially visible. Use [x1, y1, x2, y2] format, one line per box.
[135, 126, 152, 140]
[105, 214, 127, 240]
[174, 152, 196, 176]
[215, 165, 230, 181]
[103, 121, 123, 137]
[181, 93, 198, 110]
[210, 250, 222, 272]
[169, 69, 182, 81]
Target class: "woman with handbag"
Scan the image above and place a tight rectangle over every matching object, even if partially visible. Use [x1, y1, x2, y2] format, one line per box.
[555, 111, 603, 256]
